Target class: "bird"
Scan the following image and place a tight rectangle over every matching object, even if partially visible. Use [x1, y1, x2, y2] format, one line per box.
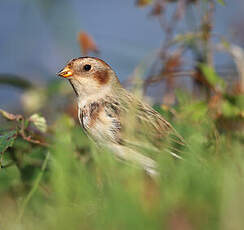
[57, 57, 184, 175]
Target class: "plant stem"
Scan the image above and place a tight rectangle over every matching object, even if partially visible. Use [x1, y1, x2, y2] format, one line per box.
[17, 151, 50, 222]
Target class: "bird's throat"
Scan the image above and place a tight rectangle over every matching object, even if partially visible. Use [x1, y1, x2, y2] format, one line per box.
[68, 79, 79, 97]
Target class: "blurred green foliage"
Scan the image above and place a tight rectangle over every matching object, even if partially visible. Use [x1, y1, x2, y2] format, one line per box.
[0, 0, 244, 229]
[0, 88, 244, 229]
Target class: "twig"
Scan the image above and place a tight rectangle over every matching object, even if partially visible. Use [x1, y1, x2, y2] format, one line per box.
[144, 0, 187, 93]
[20, 117, 49, 147]
[19, 131, 49, 147]
[144, 70, 195, 85]
[0, 109, 49, 147]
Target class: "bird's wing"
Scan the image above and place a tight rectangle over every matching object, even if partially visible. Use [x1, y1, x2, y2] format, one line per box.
[103, 91, 185, 159]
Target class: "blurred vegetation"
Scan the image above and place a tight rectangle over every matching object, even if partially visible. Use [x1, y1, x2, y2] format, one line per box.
[1, 0, 244, 229]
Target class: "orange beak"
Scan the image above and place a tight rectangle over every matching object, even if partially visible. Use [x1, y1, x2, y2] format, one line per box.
[57, 66, 73, 78]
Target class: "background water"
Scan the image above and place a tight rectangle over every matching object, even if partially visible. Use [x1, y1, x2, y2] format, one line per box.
[0, 0, 243, 109]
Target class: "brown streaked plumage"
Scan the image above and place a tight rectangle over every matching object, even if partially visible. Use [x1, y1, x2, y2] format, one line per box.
[57, 57, 184, 176]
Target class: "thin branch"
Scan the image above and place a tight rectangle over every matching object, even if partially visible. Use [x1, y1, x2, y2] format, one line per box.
[0, 109, 49, 147]
[144, 0, 187, 94]
[19, 119, 49, 147]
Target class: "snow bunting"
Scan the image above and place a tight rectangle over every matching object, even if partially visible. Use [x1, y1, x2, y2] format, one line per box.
[57, 57, 184, 175]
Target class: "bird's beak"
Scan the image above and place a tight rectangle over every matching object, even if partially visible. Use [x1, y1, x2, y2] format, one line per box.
[57, 66, 73, 78]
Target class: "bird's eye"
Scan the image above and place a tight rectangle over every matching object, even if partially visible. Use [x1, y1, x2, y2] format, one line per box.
[83, 64, 91, 71]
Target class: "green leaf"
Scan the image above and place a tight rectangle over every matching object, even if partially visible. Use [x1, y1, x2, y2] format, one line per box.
[235, 95, 244, 110]
[0, 130, 17, 154]
[199, 64, 226, 91]
[184, 101, 208, 121]
[217, 0, 225, 6]
[221, 100, 241, 118]
[29, 114, 47, 133]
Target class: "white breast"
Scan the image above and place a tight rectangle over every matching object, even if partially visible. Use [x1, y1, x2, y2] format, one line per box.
[78, 105, 119, 144]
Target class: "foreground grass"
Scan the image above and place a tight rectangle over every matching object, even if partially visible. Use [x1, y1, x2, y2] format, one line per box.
[0, 100, 244, 230]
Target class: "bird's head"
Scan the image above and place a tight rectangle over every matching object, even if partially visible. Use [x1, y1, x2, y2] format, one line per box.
[57, 57, 120, 98]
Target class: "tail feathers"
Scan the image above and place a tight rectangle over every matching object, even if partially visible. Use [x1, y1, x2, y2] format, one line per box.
[111, 144, 158, 177]
[109, 143, 183, 177]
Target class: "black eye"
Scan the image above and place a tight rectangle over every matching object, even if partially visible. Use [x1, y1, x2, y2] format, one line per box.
[83, 64, 91, 71]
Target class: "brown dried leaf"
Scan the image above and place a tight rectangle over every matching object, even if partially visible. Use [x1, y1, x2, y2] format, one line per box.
[77, 31, 99, 56]
[136, 0, 153, 7]
[164, 54, 181, 74]
[151, 2, 164, 16]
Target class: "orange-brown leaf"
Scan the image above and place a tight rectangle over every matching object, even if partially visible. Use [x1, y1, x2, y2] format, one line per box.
[136, 0, 153, 7]
[163, 52, 182, 76]
[77, 31, 99, 56]
[151, 2, 164, 16]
